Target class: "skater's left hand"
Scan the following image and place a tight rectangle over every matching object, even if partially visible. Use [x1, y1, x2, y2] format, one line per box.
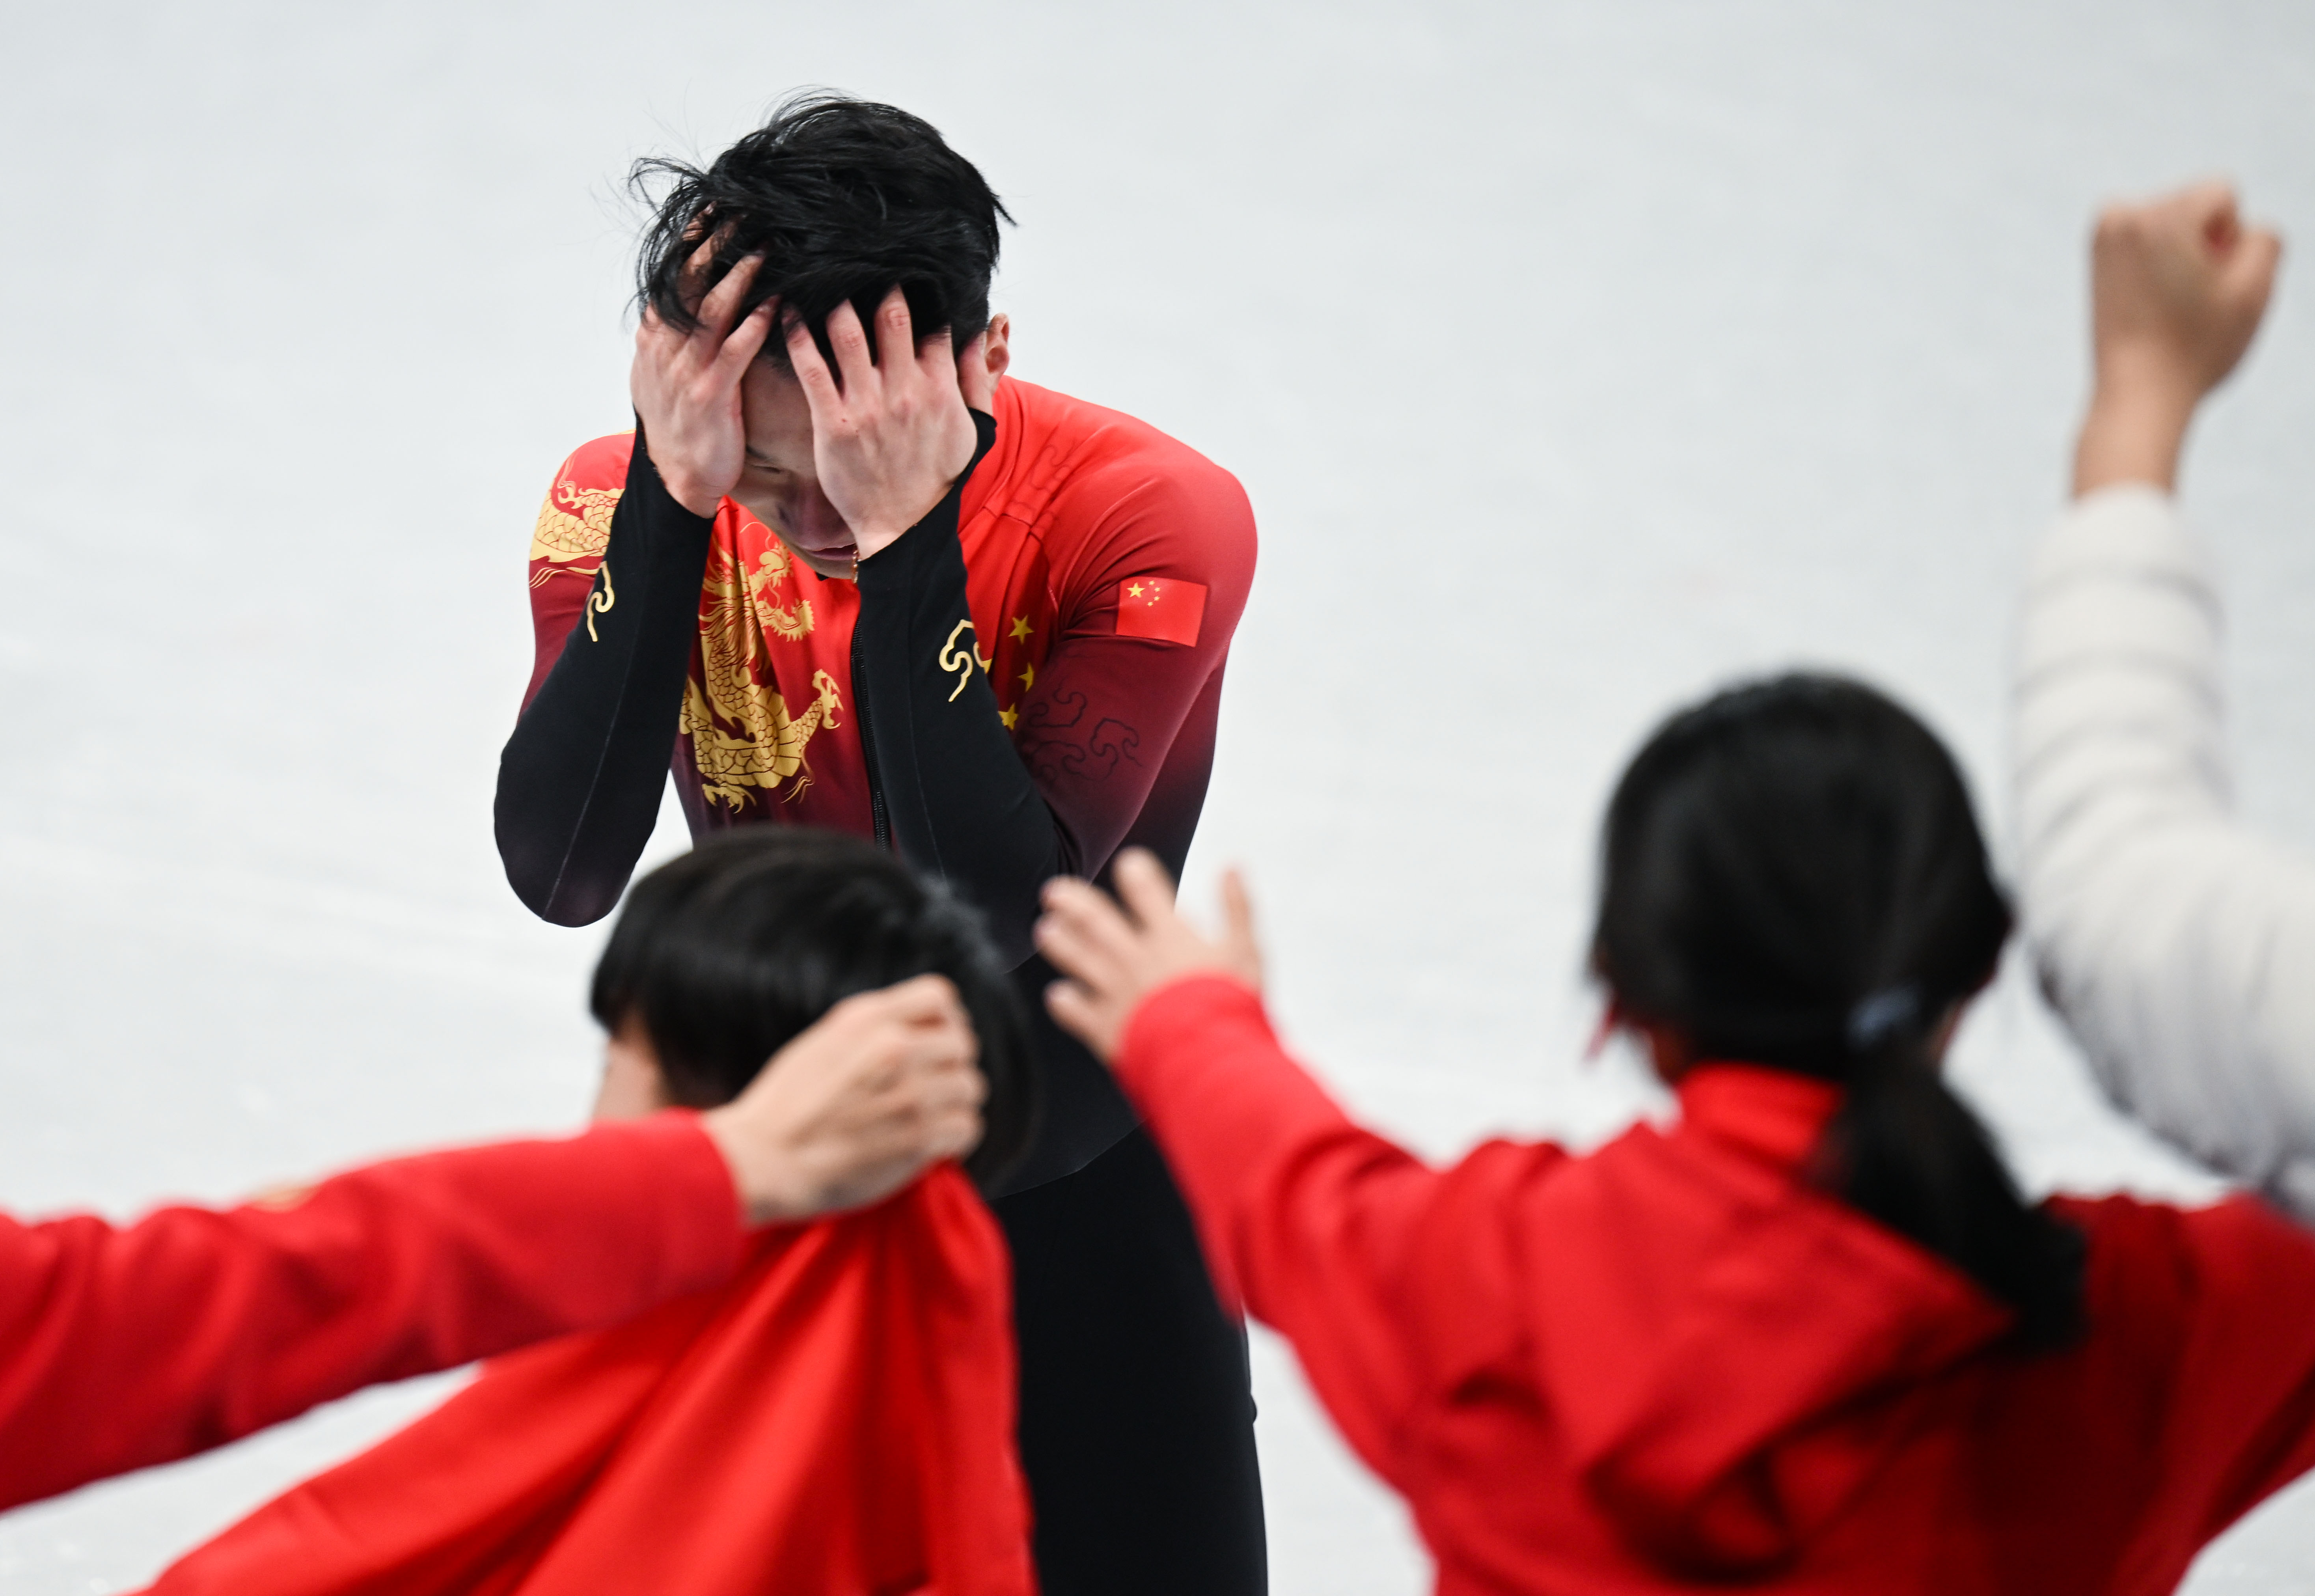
[1036, 849, 1265, 1061]
[784, 288, 987, 562]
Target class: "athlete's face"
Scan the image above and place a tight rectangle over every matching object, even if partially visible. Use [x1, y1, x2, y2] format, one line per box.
[733, 313, 1011, 582]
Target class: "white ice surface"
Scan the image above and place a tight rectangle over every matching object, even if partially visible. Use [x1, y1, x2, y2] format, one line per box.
[2, 1, 2313, 1589]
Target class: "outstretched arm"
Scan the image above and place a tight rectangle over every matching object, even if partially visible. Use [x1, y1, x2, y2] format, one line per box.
[2014, 183, 2315, 1210]
[1036, 855, 1519, 1480]
[0, 1117, 742, 1510]
[0, 975, 987, 1508]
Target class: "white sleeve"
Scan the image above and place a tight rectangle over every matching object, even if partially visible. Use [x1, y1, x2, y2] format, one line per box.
[2015, 484, 2315, 1217]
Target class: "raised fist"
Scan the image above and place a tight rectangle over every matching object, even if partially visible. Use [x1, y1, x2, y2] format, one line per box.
[2090, 181, 2281, 406]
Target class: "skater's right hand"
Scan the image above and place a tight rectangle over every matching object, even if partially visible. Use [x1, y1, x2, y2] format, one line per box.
[2076, 181, 2281, 495]
[701, 974, 988, 1225]
[630, 243, 778, 517]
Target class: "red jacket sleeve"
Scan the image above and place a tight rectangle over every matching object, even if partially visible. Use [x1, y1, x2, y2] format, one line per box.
[2130, 1194, 2315, 1543]
[1113, 975, 1507, 1480]
[0, 1113, 744, 1509]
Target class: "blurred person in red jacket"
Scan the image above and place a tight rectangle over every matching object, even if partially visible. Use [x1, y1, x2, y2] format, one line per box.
[1038, 675, 2315, 1593]
[139, 826, 1037, 1596]
[0, 879, 989, 1512]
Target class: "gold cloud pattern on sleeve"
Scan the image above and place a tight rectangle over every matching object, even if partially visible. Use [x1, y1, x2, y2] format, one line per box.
[530, 478, 624, 563]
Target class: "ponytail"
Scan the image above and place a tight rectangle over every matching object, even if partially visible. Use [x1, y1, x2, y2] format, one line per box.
[1817, 1011, 2084, 1348]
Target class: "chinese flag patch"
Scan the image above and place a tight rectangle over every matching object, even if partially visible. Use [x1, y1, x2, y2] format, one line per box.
[1115, 576, 1207, 646]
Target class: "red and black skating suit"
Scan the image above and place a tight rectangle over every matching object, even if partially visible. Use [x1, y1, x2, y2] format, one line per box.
[494, 374, 1266, 1595]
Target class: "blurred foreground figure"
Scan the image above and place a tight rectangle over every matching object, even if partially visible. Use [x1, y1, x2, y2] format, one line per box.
[494, 94, 1264, 1592]
[142, 830, 1035, 1596]
[0, 905, 987, 1511]
[1040, 681, 2315, 1593]
[2014, 183, 2315, 1209]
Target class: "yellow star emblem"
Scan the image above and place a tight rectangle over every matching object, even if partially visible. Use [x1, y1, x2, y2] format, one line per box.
[999, 705, 1019, 730]
[1018, 662, 1036, 690]
[1009, 615, 1033, 642]
[1127, 582, 1145, 599]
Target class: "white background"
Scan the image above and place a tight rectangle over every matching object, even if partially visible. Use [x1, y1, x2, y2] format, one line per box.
[1, 1, 2311, 1589]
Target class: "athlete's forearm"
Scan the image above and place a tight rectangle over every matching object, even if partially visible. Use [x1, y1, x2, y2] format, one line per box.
[854, 412, 1072, 964]
[495, 429, 710, 927]
[0, 1115, 742, 1509]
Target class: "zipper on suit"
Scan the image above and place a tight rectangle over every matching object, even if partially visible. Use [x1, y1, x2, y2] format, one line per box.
[851, 622, 890, 849]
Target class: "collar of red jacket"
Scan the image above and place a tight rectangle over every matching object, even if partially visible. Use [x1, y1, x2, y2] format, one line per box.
[1674, 1061, 1844, 1168]
[1521, 1059, 2015, 1576]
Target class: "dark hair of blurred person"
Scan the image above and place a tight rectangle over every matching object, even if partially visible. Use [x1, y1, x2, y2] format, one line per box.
[1593, 674, 2085, 1347]
[593, 826, 1037, 1189]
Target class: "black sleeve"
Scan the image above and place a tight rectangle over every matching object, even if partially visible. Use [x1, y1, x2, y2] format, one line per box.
[493, 426, 712, 927]
[853, 412, 1075, 967]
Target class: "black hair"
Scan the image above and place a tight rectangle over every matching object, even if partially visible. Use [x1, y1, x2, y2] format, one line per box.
[632, 92, 1011, 369]
[1591, 673, 2085, 1348]
[590, 826, 1037, 1191]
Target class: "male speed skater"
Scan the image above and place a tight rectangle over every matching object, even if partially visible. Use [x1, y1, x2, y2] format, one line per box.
[494, 95, 1265, 1594]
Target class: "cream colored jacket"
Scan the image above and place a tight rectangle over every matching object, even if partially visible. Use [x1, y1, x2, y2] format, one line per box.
[2017, 485, 2315, 1216]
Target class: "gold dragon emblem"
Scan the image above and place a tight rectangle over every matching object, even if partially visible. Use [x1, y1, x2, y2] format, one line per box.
[680, 538, 838, 808]
[529, 477, 623, 585]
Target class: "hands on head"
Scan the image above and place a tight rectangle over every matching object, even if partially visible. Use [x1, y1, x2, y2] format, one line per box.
[629, 237, 993, 549]
[781, 289, 993, 561]
[699, 973, 989, 1226]
[1035, 849, 1265, 1061]
[2076, 180, 2283, 497]
[629, 246, 777, 517]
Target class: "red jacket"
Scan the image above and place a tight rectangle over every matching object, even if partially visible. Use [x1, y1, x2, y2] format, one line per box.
[1118, 976, 2315, 1594]
[139, 1165, 1034, 1596]
[0, 1114, 743, 1510]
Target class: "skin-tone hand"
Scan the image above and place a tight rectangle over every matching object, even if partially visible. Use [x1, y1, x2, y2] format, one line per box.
[782, 287, 993, 563]
[731, 318, 1007, 580]
[2074, 181, 2282, 497]
[658, 974, 988, 1225]
[1034, 849, 1265, 1061]
[629, 244, 779, 517]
